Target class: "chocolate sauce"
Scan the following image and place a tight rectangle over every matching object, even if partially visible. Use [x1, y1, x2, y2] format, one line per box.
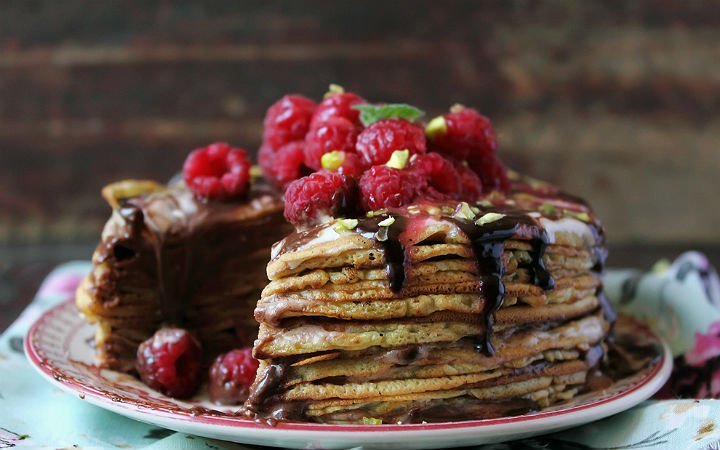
[356, 216, 410, 292]
[389, 398, 538, 424]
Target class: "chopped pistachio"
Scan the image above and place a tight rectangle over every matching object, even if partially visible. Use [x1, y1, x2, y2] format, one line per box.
[324, 83, 345, 99]
[563, 209, 591, 222]
[378, 216, 395, 227]
[386, 149, 410, 170]
[375, 226, 389, 242]
[334, 218, 358, 231]
[321, 150, 344, 171]
[475, 212, 506, 226]
[425, 116, 447, 139]
[453, 202, 476, 221]
[363, 417, 383, 425]
[539, 203, 557, 216]
[470, 206, 481, 215]
[478, 199, 493, 208]
[250, 165, 263, 178]
[441, 205, 456, 215]
[367, 208, 388, 217]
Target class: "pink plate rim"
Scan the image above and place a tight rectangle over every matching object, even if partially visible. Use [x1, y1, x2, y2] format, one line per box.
[26, 299, 668, 433]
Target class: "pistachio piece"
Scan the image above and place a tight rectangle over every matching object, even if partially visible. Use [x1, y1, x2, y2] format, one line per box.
[101, 179, 164, 209]
[321, 151, 345, 171]
[378, 216, 395, 227]
[362, 417, 382, 425]
[324, 83, 345, 99]
[367, 209, 388, 217]
[539, 203, 557, 216]
[385, 149, 410, 170]
[334, 218, 358, 231]
[425, 116, 447, 139]
[452, 202, 476, 221]
[475, 212, 506, 226]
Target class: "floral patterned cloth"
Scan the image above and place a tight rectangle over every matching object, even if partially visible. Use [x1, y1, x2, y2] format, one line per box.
[2, 255, 720, 449]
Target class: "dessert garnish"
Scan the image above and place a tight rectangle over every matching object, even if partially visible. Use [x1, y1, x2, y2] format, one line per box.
[136, 328, 203, 399]
[182, 142, 251, 199]
[208, 348, 260, 405]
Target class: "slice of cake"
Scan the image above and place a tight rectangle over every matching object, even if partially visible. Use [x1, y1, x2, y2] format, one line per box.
[77, 145, 291, 373]
[244, 91, 615, 424]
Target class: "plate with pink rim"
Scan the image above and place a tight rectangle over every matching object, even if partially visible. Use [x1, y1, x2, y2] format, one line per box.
[26, 299, 672, 449]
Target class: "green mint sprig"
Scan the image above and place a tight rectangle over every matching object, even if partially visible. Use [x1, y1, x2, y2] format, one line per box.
[353, 103, 425, 127]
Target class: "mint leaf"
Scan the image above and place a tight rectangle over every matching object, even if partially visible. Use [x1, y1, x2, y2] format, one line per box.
[353, 103, 425, 126]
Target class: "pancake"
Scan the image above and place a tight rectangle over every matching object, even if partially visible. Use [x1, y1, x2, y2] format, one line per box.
[245, 181, 613, 424]
[76, 179, 291, 371]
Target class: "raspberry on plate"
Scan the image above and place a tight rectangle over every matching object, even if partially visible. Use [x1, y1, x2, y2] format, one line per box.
[321, 150, 365, 178]
[208, 348, 259, 405]
[263, 94, 317, 150]
[356, 118, 427, 167]
[311, 87, 366, 128]
[426, 105, 497, 161]
[409, 153, 462, 200]
[454, 161, 484, 202]
[136, 328, 202, 399]
[183, 142, 251, 200]
[468, 152, 511, 193]
[304, 117, 358, 171]
[284, 171, 360, 227]
[359, 164, 428, 211]
[259, 141, 308, 190]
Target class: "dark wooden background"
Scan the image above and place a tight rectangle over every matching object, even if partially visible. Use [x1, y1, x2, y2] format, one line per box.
[2, 1, 720, 330]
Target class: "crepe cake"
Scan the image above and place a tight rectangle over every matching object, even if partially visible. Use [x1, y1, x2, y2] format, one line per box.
[76, 175, 291, 372]
[245, 173, 614, 424]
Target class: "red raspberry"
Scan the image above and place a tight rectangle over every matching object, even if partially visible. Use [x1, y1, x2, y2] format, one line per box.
[311, 91, 366, 128]
[427, 106, 497, 161]
[468, 153, 511, 193]
[454, 161, 484, 202]
[259, 141, 308, 190]
[356, 119, 427, 167]
[183, 142, 251, 199]
[208, 348, 259, 405]
[136, 328, 202, 399]
[284, 171, 360, 227]
[262, 95, 317, 150]
[409, 153, 462, 200]
[359, 165, 428, 211]
[304, 117, 358, 171]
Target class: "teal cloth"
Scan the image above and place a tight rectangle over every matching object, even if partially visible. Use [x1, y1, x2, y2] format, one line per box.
[2, 256, 720, 449]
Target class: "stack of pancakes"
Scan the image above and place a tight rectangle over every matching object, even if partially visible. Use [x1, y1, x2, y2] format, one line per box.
[76, 179, 291, 371]
[246, 185, 612, 424]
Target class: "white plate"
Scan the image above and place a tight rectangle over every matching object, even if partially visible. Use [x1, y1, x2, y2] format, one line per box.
[26, 300, 672, 449]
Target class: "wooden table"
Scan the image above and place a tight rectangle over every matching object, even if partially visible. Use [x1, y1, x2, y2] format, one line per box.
[3, 242, 719, 333]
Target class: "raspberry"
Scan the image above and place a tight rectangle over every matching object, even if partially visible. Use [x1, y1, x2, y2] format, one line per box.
[136, 328, 202, 399]
[183, 142, 251, 199]
[262, 95, 317, 150]
[468, 153, 511, 193]
[321, 151, 365, 178]
[284, 171, 360, 227]
[311, 91, 366, 128]
[259, 141, 308, 190]
[359, 165, 428, 211]
[454, 161, 484, 202]
[409, 153, 462, 200]
[356, 119, 427, 167]
[208, 348, 259, 405]
[426, 106, 497, 161]
[304, 117, 358, 171]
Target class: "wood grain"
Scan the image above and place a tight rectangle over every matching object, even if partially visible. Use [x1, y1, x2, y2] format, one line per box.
[1, 0, 719, 246]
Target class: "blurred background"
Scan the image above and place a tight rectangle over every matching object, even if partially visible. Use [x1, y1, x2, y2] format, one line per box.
[2, 1, 720, 328]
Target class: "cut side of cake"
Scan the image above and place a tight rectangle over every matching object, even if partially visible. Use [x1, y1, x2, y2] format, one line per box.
[245, 177, 614, 424]
[77, 179, 291, 372]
